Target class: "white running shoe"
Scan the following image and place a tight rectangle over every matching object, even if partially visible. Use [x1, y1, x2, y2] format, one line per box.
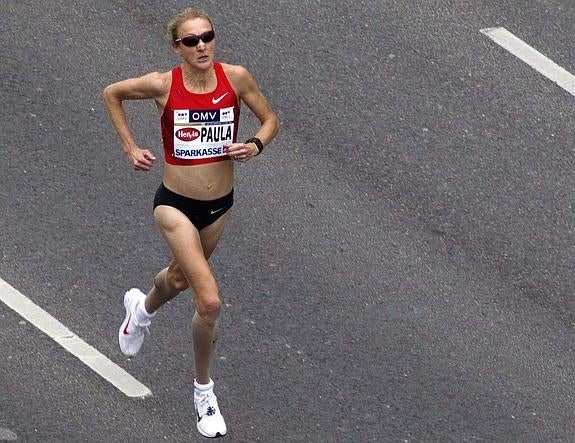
[194, 384, 227, 438]
[118, 288, 149, 357]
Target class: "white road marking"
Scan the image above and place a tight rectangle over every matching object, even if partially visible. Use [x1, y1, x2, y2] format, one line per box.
[480, 27, 575, 96]
[0, 278, 151, 398]
[0, 427, 17, 441]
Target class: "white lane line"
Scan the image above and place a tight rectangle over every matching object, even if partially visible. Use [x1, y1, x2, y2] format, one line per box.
[0, 427, 17, 441]
[480, 27, 575, 96]
[0, 278, 151, 398]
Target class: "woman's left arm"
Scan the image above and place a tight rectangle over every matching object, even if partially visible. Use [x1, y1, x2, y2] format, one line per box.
[225, 65, 280, 159]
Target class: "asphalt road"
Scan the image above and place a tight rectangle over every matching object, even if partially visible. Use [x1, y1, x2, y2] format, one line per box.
[1, 1, 574, 442]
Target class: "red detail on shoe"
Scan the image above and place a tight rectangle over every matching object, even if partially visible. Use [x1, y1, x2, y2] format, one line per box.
[123, 314, 131, 335]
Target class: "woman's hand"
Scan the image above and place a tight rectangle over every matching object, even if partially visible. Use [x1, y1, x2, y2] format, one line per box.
[125, 146, 156, 171]
[223, 142, 259, 163]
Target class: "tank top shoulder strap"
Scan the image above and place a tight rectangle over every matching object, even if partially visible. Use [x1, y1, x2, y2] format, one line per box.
[213, 62, 233, 91]
[170, 65, 184, 92]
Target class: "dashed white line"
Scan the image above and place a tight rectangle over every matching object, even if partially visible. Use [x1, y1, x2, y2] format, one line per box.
[480, 27, 575, 96]
[0, 278, 151, 398]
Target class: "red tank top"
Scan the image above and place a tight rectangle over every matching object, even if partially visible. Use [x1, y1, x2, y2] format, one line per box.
[160, 62, 240, 166]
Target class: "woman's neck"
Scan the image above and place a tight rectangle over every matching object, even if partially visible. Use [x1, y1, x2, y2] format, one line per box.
[181, 63, 215, 93]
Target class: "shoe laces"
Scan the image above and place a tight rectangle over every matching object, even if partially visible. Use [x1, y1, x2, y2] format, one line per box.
[136, 324, 150, 336]
[129, 317, 150, 336]
[196, 391, 218, 416]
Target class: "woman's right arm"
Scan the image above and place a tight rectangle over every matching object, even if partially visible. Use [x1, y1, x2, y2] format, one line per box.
[102, 72, 169, 171]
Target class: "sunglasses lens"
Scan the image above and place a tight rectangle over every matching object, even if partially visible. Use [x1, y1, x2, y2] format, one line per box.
[181, 36, 200, 47]
[201, 31, 215, 43]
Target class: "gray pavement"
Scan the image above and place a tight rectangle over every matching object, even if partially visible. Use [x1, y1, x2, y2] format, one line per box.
[1, 1, 574, 442]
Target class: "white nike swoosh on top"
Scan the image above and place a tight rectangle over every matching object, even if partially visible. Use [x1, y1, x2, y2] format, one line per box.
[211, 92, 229, 104]
[210, 207, 225, 215]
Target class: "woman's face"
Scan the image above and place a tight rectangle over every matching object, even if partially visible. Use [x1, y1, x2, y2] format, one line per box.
[175, 18, 215, 70]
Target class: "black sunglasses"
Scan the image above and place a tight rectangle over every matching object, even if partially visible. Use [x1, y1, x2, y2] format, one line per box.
[175, 30, 215, 47]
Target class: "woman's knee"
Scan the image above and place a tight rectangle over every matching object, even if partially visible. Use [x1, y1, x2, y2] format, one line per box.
[196, 295, 222, 321]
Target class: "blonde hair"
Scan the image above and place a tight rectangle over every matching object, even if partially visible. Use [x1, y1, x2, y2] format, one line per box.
[165, 8, 213, 44]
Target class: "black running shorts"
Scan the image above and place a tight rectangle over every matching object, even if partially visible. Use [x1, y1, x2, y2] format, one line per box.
[153, 183, 233, 231]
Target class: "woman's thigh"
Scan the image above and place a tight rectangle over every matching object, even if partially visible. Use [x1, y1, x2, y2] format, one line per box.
[154, 205, 220, 311]
[199, 209, 232, 259]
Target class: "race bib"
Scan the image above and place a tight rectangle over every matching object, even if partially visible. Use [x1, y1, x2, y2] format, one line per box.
[173, 107, 235, 160]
